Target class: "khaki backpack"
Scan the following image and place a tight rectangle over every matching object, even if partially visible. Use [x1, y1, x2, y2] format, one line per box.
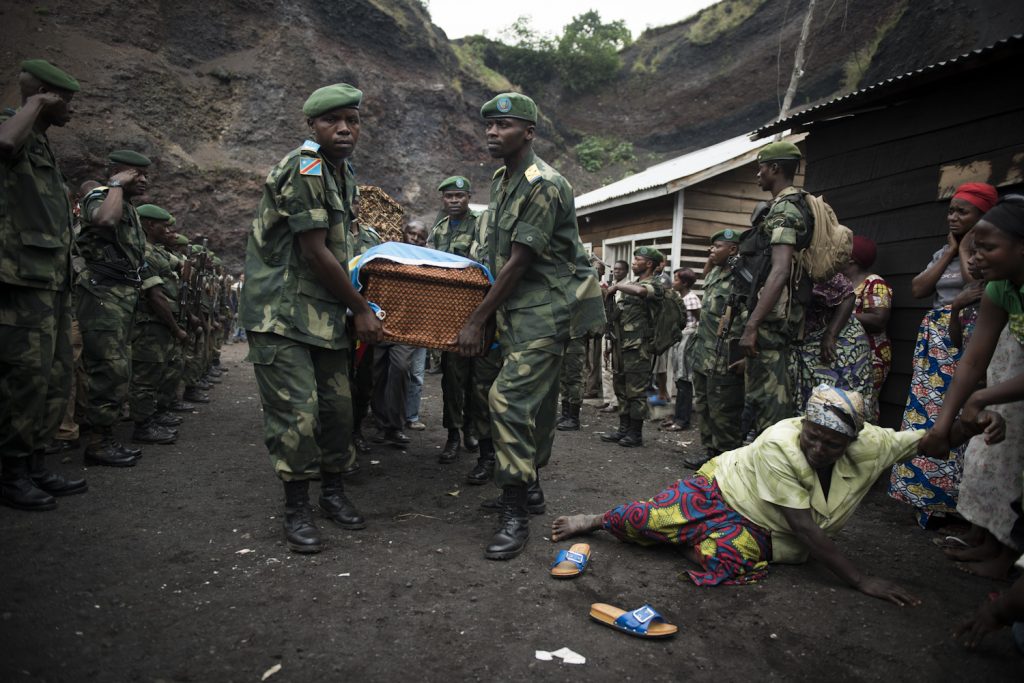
[797, 193, 853, 283]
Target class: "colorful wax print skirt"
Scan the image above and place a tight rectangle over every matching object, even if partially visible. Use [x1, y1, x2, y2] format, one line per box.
[888, 305, 971, 527]
[602, 470, 772, 586]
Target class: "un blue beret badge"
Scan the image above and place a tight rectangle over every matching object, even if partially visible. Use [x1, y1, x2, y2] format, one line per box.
[723, 229, 735, 239]
[455, 178, 464, 188]
[497, 96, 512, 113]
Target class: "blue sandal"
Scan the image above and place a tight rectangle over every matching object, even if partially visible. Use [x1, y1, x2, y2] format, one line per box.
[590, 603, 678, 639]
[550, 543, 590, 579]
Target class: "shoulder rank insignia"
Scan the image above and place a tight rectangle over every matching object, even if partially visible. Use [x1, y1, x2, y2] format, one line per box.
[300, 139, 321, 154]
[492, 167, 505, 180]
[524, 164, 542, 184]
[299, 157, 322, 176]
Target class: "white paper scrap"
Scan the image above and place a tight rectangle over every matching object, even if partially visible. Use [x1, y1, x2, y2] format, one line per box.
[534, 650, 554, 661]
[552, 647, 586, 664]
[261, 663, 282, 680]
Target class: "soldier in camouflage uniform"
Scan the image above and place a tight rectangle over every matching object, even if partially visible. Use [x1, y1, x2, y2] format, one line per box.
[428, 175, 486, 463]
[77, 149, 153, 467]
[600, 247, 664, 448]
[346, 190, 382, 460]
[128, 204, 187, 445]
[555, 337, 586, 430]
[737, 141, 810, 435]
[157, 232, 194, 414]
[239, 83, 383, 554]
[0, 59, 88, 510]
[456, 93, 605, 560]
[684, 229, 746, 469]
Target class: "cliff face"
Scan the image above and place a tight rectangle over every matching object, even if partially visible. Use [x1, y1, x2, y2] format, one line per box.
[2, 0, 1021, 268]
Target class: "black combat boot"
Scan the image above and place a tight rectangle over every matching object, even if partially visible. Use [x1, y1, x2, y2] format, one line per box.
[439, 429, 460, 464]
[463, 429, 479, 453]
[169, 400, 196, 412]
[84, 428, 140, 467]
[318, 472, 366, 530]
[465, 438, 496, 485]
[555, 399, 571, 430]
[557, 403, 581, 431]
[0, 456, 57, 511]
[132, 417, 178, 444]
[154, 411, 184, 427]
[182, 386, 210, 403]
[618, 419, 644, 448]
[601, 415, 630, 442]
[29, 451, 88, 497]
[481, 472, 546, 514]
[283, 479, 322, 553]
[684, 447, 718, 470]
[484, 485, 531, 560]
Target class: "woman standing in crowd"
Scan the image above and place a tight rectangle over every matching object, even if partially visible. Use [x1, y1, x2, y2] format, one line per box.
[845, 237, 892, 420]
[889, 182, 998, 528]
[923, 195, 1024, 579]
[791, 272, 875, 419]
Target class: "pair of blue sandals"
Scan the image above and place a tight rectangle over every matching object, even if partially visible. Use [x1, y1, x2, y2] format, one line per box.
[549, 543, 679, 639]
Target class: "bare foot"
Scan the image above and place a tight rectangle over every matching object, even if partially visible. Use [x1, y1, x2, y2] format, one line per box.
[944, 535, 999, 562]
[551, 514, 603, 542]
[954, 557, 1014, 580]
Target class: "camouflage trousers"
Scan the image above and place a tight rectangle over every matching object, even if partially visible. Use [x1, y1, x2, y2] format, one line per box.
[247, 332, 353, 481]
[158, 340, 184, 410]
[183, 330, 208, 387]
[350, 343, 374, 430]
[467, 345, 502, 440]
[56, 316, 85, 442]
[441, 351, 473, 431]
[0, 286, 72, 459]
[491, 338, 566, 488]
[129, 321, 175, 422]
[76, 282, 139, 429]
[744, 322, 795, 435]
[692, 368, 745, 453]
[558, 336, 587, 408]
[612, 346, 653, 420]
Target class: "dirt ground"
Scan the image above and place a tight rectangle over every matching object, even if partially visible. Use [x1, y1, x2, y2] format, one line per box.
[2, 341, 1021, 682]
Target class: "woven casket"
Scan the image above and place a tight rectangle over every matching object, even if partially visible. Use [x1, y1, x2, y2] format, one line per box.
[357, 251, 492, 353]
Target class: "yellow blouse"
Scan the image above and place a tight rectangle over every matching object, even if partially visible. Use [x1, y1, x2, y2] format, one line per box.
[707, 418, 924, 563]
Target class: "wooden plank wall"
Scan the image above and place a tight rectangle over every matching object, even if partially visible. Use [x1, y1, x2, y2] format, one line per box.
[578, 194, 674, 259]
[803, 64, 1024, 427]
[683, 166, 776, 238]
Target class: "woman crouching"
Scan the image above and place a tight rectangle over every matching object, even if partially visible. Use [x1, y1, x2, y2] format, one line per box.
[552, 385, 1004, 605]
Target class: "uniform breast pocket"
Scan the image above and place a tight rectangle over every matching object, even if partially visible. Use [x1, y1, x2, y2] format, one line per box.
[19, 230, 64, 282]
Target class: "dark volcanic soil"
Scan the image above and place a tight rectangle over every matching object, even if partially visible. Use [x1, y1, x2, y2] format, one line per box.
[1, 342, 1021, 681]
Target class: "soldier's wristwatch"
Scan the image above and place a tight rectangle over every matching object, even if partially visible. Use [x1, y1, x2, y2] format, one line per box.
[108, 179, 123, 188]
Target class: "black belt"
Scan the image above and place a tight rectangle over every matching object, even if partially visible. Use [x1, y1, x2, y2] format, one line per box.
[87, 261, 143, 288]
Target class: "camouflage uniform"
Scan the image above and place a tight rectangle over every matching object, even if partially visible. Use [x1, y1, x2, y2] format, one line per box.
[690, 264, 745, 453]
[0, 110, 75, 462]
[347, 222, 381, 453]
[129, 240, 181, 422]
[742, 186, 808, 434]
[239, 140, 356, 481]
[558, 336, 586, 407]
[428, 210, 483, 433]
[612, 276, 663, 421]
[76, 186, 146, 431]
[478, 151, 605, 488]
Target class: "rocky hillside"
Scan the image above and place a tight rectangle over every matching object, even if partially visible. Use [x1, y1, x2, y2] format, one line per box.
[2, 0, 1021, 268]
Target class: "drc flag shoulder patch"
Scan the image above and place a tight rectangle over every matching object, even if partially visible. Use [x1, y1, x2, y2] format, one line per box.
[299, 157, 322, 176]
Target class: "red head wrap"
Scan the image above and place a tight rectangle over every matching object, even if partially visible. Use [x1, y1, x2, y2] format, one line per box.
[850, 235, 877, 268]
[952, 182, 998, 213]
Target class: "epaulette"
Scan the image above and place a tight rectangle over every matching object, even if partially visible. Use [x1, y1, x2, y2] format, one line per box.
[524, 164, 542, 185]
[83, 186, 109, 202]
[300, 139, 321, 155]
[492, 167, 505, 180]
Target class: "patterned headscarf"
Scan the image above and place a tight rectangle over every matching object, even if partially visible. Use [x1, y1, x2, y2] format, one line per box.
[804, 384, 865, 438]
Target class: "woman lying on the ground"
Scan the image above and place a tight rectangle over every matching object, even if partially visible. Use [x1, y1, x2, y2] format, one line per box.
[551, 385, 1004, 605]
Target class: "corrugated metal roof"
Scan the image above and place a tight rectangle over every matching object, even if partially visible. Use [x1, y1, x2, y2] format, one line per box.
[574, 134, 769, 214]
[751, 33, 1024, 139]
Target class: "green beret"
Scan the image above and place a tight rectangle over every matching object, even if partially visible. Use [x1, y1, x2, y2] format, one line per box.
[108, 149, 151, 167]
[756, 141, 802, 163]
[136, 204, 172, 221]
[633, 246, 664, 264]
[189, 244, 206, 255]
[303, 83, 362, 118]
[710, 228, 744, 244]
[167, 215, 176, 226]
[437, 176, 471, 193]
[21, 59, 80, 92]
[480, 92, 537, 123]
[213, 256, 223, 266]
[172, 234, 189, 245]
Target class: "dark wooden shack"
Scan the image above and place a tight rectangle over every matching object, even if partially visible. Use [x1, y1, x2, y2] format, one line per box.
[753, 34, 1024, 427]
